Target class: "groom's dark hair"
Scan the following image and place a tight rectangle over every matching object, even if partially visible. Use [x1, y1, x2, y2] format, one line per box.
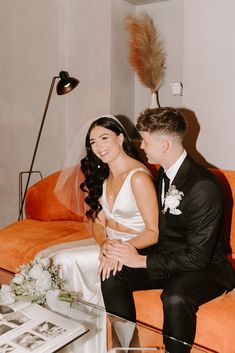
[136, 107, 187, 142]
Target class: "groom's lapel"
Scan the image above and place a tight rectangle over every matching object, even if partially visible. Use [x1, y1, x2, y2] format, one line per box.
[159, 155, 192, 233]
[155, 167, 167, 233]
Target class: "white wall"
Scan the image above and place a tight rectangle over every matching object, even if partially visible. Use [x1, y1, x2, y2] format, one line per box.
[134, 0, 184, 119]
[64, 0, 111, 151]
[133, 0, 235, 169]
[0, 0, 66, 226]
[183, 0, 235, 169]
[111, 0, 135, 122]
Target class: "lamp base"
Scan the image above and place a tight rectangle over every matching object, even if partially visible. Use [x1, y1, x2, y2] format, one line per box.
[19, 170, 43, 220]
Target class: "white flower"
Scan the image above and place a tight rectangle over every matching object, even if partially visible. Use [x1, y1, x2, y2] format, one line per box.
[8, 257, 65, 305]
[162, 185, 184, 215]
[12, 274, 25, 285]
[0, 285, 12, 293]
[0, 286, 16, 305]
[28, 263, 44, 280]
[35, 271, 52, 291]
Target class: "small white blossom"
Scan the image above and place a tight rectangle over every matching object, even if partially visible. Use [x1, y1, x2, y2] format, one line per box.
[0, 285, 12, 293]
[162, 185, 184, 215]
[35, 271, 52, 291]
[0, 287, 16, 305]
[12, 274, 24, 285]
[28, 264, 44, 280]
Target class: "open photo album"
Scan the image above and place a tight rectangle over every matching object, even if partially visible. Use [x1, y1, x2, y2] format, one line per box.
[0, 302, 88, 353]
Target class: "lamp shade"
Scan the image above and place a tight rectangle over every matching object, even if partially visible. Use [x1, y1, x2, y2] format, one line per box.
[56, 71, 79, 95]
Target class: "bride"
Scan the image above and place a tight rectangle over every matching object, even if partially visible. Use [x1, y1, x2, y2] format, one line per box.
[38, 115, 159, 351]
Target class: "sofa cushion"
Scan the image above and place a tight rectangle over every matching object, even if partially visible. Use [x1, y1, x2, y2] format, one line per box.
[25, 168, 86, 222]
[134, 288, 235, 353]
[211, 169, 235, 256]
[0, 219, 91, 273]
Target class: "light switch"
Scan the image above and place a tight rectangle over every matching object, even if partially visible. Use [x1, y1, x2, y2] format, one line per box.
[169, 82, 183, 96]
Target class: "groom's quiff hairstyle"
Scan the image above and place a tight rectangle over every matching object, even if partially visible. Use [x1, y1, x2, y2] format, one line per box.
[136, 107, 187, 142]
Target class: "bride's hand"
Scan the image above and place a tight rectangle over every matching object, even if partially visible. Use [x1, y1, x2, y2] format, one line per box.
[98, 258, 120, 281]
[100, 239, 120, 260]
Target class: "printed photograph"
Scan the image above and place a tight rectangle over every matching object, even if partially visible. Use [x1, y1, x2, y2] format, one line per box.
[0, 306, 14, 316]
[32, 321, 66, 338]
[0, 324, 12, 336]
[0, 343, 16, 353]
[4, 312, 30, 326]
[12, 331, 46, 351]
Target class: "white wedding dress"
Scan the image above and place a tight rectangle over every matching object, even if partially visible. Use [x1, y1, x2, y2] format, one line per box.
[36, 167, 149, 353]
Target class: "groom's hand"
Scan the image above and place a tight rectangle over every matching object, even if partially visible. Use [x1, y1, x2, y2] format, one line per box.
[108, 242, 147, 268]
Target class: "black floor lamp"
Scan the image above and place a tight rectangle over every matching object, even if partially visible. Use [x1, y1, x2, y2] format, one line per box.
[18, 71, 79, 221]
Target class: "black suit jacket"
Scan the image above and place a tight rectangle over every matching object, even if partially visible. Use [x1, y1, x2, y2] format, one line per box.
[146, 155, 234, 291]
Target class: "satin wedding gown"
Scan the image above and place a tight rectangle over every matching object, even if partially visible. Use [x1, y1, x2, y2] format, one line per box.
[36, 167, 149, 353]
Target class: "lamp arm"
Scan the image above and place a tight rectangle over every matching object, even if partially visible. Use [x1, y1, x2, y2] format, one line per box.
[18, 76, 58, 221]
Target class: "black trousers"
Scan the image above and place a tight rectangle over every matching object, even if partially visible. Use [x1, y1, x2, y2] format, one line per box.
[101, 266, 226, 353]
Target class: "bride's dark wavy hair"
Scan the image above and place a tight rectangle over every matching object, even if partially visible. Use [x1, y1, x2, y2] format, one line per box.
[80, 116, 143, 220]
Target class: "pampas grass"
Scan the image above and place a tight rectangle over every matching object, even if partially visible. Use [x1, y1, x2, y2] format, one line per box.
[125, 12, 166, 93]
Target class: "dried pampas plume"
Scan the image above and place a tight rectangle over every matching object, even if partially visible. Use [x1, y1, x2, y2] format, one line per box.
[125, 12, 166, 94]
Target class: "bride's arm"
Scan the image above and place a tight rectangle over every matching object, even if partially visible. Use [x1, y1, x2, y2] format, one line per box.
[92, 210, 118, 247]
[92, 210, 108, 247]
[93, 210, 121, 279]
[127, 171, 159, 249]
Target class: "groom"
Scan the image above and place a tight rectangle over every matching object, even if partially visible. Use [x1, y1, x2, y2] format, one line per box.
[101, 107, 234, 353]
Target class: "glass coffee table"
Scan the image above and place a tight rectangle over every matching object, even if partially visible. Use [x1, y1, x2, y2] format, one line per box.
[52, 298, 210, 353]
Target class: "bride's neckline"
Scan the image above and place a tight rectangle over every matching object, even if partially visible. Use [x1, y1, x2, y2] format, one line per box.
[105, 167, 146, 213]
[105, 173, 130, 213]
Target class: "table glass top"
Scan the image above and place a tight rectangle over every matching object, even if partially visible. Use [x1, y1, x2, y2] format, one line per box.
[53, 298, 210, 353]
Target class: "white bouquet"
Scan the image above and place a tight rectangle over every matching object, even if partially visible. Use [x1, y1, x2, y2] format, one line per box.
[0, 257, 77, 305]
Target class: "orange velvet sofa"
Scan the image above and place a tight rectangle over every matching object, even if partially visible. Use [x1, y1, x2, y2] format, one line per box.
[0, 168, 234, 353]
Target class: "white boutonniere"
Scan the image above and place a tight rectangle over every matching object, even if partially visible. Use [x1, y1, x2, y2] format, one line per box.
[162, 185, 184, 215]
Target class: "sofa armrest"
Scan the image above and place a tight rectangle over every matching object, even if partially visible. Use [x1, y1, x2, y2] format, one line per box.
[25, 169, 85, 222]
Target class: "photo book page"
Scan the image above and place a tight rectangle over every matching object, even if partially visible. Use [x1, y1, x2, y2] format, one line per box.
[0, 302, 88, 353]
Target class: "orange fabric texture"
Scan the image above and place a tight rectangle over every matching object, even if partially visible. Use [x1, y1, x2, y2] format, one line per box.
[134, 289, 235, 353]
[0, 220, 91, 273]
[211, 169, 235, 255]
[25, 169, 86, 222]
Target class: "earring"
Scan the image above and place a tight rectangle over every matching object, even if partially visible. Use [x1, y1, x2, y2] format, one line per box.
[97, 164, 101, 169]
